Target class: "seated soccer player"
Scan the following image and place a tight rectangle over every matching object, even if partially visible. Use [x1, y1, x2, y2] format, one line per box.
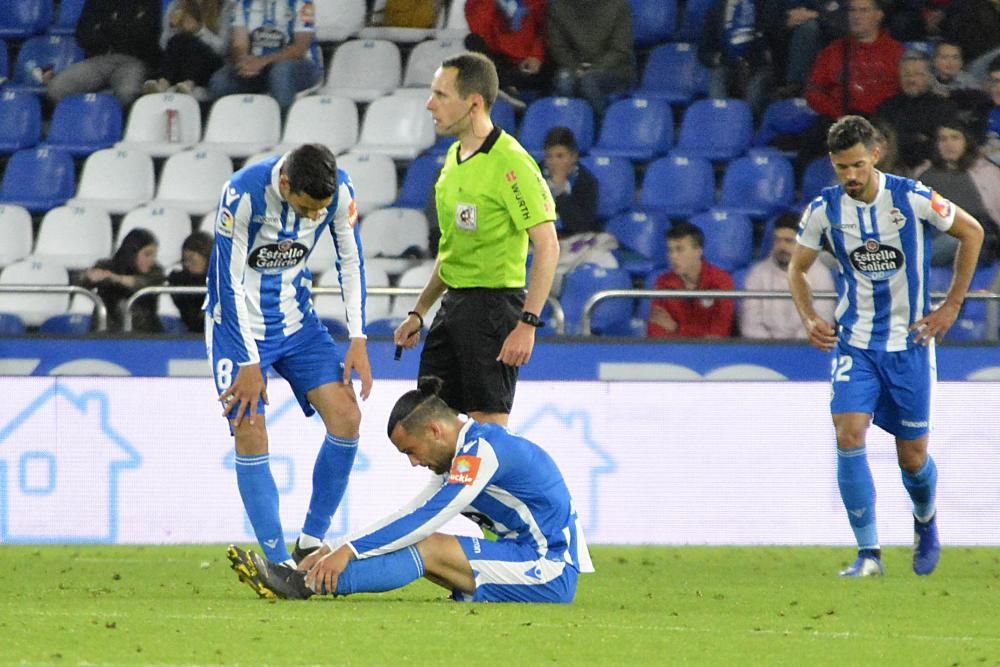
[227, 376, 593, 603]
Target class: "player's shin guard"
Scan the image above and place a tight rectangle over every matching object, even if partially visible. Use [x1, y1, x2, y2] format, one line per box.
[837, 447, 879, 550]
[333, 546, 425, 596]
[235, 453, 291, 563]
[902, 455, 937, 522]
[302, 434, 358, 540]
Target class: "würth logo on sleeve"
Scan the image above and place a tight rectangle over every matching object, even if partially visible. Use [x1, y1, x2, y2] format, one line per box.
[448, 455, 481, 486]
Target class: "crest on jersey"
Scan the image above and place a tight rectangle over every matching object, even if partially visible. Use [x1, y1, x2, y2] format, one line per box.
[930, 191, 954, 219]
[889, 208, 906, 229]
[456, 202, 477, 231]
[448, 455, 481, 486]
[849, 240, 904, 281]
[217, 209, 234, 238]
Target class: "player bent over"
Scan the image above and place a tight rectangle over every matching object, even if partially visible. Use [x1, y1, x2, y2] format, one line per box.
[228, 376, 593, 603]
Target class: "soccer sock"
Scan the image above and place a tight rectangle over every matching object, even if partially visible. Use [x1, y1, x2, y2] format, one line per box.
[837, 447, 879, 551]
[333, 546, 425, 596]
[901, 456, 937, 523]
[235, 453, 291, 563]
[302, 433, 359, 540]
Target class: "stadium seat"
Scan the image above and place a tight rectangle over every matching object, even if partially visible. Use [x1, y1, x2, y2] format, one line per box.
[45, 93, 123, 156]
[354, 93, 435, 160]
[401, 39, 466, 90]
[359, 207, 430, 275]
[337, 152, 397, 216]
[605, 210, 671, 270]
[68, 148, 156, 215]
[277, 95, 358, 155]
[152, 149, 234, 216]
[0, 257, 70, 327]
[0, 90, 42, 154]
[306, 228, 336, 275]
[799, 156, 837, 203]
[676, 98, 753, 161]
[313, 0, 366, 42]
[677, 0, 716, 42]
[314, 261, 392, 326]
[116, 206, 193, 268]
[690, 209, 754, 273]
[391, 260, 441, 322]
[491, 96, 517, 135]
[0, 204, 33, 268]
[718, 153, 795, 219]
[0, 312, 26, 335]
[519, 97, 594, 160]
[593, 97, 673, 161]
[931, 264, 1000, 341]
[0, 0, 52, 39]
[580, 155, 636, 219]
[0, 38, 7, 83]
[200, 94, 281, 159]
[638, 155, 715, 219]
[0, 147, 76, 213]
[50, 0, 85, 35]
[560, 264, 635, 336]
[364, 316, 405, 337]
[117, 92, 202, 157]
[33, 205, 113, 271]
[753, 98, 818, 152]
[630, 0, 677, 48]
[318, 39, 402, 103]
[437, 0, 471, 39]
[322, 317, 350, 338]
[39, 312, 90, 334]
[634, 42, 710, 106]
[5, 35, 84, 95]
[394, 153, 445, 210]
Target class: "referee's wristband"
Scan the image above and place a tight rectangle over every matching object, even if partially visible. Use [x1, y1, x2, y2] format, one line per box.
[407, 310, 424, 329]
[520, 311, 544, 328]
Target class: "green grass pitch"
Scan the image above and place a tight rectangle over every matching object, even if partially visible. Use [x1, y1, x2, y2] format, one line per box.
[2, 545, 999, 666]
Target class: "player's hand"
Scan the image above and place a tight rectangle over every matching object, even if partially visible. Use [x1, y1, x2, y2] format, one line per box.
[910, 301, 961, 345]
[343, 337, 373, 400]
[393, 314, 422, 349]
[219, 363, 268, 428]
[804, 316, 837, 351]
[303, 544, 354, 595]
[497, 322, 535, 367]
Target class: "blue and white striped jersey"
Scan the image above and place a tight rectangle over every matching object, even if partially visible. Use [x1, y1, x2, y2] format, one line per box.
[206, 154, 366, 365]
[346, 420, 595, 574]
[798, 171, 956, 351]
[231, 0, 322, 68]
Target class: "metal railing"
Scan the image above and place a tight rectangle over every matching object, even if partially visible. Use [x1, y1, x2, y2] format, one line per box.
[0, 285, 108, 331]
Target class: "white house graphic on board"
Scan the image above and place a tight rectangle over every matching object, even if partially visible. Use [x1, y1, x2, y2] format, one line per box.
[0, 385, 141, 543]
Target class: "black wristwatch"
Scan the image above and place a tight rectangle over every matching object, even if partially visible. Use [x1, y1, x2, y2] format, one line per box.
[520, 311, 545, 328]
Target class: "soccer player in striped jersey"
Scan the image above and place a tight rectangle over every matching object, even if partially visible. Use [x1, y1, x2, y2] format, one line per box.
[208, 144, 373, 568]
[788, 115, 984, 577]
[227, 376, 593, 603]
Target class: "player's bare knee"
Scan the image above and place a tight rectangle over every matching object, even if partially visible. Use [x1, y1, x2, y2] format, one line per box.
[233, 421, 268, 455]
[835, 427, 867, 449]
[896, 440, 928, 473]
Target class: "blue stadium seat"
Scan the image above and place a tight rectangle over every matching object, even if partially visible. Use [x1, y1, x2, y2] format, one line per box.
[160, 314, 188, 335]
[690, 209, 754, 272]
[491, 95, 517, 135]
[718, 153, 795, 219]
[799, 156, 837, 203]
[592, 97, 673, 161]
[45, 93, 123, 156]
[0, 39, 8, 83]
[6, 35, 85, 95]
[0, 312, 27, 335]
[518, 97, 594, 160]
[677, 0, 716, 42]
[630, 0, 676, 48]
[579, 155, 635, 219]
[561, 264, 635, 336]
[753, 98, 818, 152]
[638, 154, 715, 218]
[676, 98, 753, 161]
[394, 153, 445, 210]
[605, 210, 671, 277]
[0, 91, 42, 154]
[634, 42, 710, 107]
[51, 0, 85, 35]
[365, 316, 404, 337]
[322, 317, 350, 338]
[39, 313, 91, 334]
[0, 147, 76, 213]
[0, 0, 52, 39]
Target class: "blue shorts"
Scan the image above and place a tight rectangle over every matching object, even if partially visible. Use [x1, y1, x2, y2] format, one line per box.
[830, 339, 936, 440]
[450, 536, 579, 604]
[207, 315, 344, 423]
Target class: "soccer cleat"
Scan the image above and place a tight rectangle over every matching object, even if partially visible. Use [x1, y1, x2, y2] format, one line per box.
[913, 513, 941, 576]
[227, 544, 314, 600]
[839, 549, 884, 577]
[226, 544, 277, 599]
[291, 538, 320, 566]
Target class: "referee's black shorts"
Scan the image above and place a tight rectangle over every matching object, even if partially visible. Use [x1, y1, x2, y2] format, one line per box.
[418, 287, 525, 415]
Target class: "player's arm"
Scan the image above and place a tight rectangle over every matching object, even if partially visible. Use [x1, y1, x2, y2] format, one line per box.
[498, 220, 558, 366]
[393, 257, 448, 349]
[788, 243, 837, 351]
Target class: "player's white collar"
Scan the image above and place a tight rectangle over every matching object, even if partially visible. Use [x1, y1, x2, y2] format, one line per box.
[271, 154, 289, 198]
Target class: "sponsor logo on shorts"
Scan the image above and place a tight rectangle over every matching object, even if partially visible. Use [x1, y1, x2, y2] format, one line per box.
[248, 240, 308, 273]
[901, 419, 929, 428]
[448, 455, 481, 486]
[849, 240, 904, 280]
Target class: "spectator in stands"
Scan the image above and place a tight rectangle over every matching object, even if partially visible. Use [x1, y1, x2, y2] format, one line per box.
[761, 0, 846, 98]
[541, 127, 598, 238]
[913, 118, 1000, 265]
[546, 0, 636, 116]
[741, 213, 835, 339]
[984, 56, 1000, 165]
[875, 51, 957, 170]
[79, 228, 166, 333]
[48, 0, 163, 107]
[208, 0, 323, 112]
[647, 221, 735, 338]
[699, 0, 774, 116]
[143, 0, 227, 101]
[942, 0, 1000, 82]
[871, 117, 916, 177]
[168, 230, 213, 333]
[931, 41, 979, 94]
[464, 0, 548, 109]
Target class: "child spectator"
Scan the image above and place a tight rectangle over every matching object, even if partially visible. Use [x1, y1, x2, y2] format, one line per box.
[541, 127, 598, 238]
[79, 228, 165, 333]
[168, 230, 213, 332]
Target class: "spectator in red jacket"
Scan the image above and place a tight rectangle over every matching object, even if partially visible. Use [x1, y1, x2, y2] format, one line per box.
[465, 0, 547, 107]
[647, 222, 735, 338]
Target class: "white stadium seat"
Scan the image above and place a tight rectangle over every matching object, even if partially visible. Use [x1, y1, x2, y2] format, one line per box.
[152, 149, 233, 216]
[276, 95, 358, 155]
[68, 147, 155, 214]
[117, 92, 201, 157]
[33, 205, 112, 271]
[390, 260, 440, 322]
[354, 93, 435, 160]
[0, 204, 34, 268]
[313, 0, 366, 42]
[0, 257, 71, 326]
[402, 39, 465, 89]
[313, 260, 392, 326]
[200, 94, 281, 159]
[318, 39, 401, 102]
[336, 152, 397, 216]
[117, 205, 193, 268]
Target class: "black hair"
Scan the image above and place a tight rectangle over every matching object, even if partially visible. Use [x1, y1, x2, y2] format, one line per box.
[931, 117, 979, 171]
[773, 212, 801, 232]
[112, 228, 158, 274]
[666, 220, 704, 248]
[283, 144, 338, 200]
[181, 230, 213, 258]
[441, 52, 499, 110]
[543, 126, 579, 152]
[988, 54, 1000, 75]
[827, 115, 877, 153]
[386, 376, 457, 439]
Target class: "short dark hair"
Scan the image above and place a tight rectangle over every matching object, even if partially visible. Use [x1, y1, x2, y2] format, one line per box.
[181, 230, 213, 258]
[773, 212, 800, 233]
[827, 115, 877, 153]
[543, 127, 578, 152]
[441, 52, 499, 110]
[386, 376, 457, 439]
[666, 221, 704, 248]
[283, 144, 338, 200]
